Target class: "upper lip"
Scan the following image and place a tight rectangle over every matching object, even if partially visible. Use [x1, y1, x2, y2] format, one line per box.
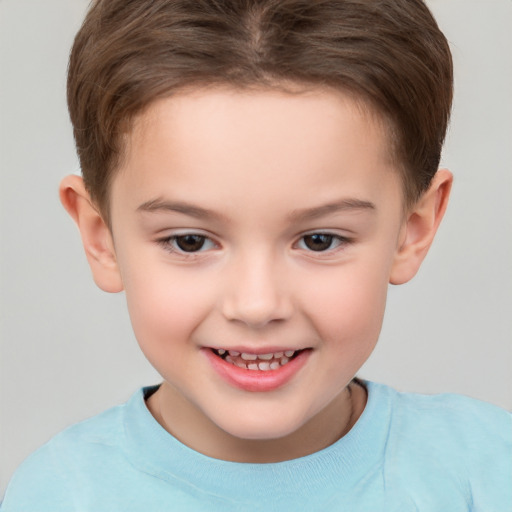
[207, 346, 309, 354]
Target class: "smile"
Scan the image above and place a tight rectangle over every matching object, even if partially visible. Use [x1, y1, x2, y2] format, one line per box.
[205, 347, 311, 392]
[212, 349, 300, 371]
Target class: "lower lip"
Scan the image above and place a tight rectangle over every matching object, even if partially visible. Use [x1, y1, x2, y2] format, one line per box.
[203, 349, 310, 392]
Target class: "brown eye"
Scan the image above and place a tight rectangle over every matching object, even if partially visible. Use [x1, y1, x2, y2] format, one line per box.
[302, 234, 335, 251]
[175, 235, 206, 252]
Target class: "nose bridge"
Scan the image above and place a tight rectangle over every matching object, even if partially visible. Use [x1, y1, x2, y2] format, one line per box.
[221, 246, 292, 328]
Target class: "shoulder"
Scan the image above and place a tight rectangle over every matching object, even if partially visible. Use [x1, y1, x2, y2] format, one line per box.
[381, 383, 511, 444]
[31, 397, 126, 458]
[368, 382, 512, 508]
[1, 394, 132, 510]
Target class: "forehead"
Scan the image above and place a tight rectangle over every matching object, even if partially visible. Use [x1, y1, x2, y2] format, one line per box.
[112, 86, 401, 219]
[129, 85, 392, 160]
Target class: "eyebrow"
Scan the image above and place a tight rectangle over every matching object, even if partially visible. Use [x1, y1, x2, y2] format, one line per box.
[137, 197, 376, 222]
[137, 198, 227, 221]
[288, 198, 376, 222]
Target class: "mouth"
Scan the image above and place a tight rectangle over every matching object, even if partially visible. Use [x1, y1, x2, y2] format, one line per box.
[204, 347, 311, 392]
[211, 348, 304, 371]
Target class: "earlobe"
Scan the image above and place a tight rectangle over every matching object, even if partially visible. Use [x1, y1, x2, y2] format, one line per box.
[59, 175, 124, 293]
[390, 169, 452, 285]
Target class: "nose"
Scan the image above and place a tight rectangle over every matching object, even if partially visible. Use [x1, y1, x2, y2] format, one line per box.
[221, 252, 293, 328]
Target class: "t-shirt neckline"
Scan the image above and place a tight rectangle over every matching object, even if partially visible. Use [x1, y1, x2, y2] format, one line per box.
[122, 380, 392, 501]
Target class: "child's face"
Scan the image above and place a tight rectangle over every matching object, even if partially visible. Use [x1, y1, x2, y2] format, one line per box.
[108, 87, 406, 452]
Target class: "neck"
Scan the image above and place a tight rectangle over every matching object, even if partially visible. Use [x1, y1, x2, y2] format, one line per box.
[147, 380, 367, 463]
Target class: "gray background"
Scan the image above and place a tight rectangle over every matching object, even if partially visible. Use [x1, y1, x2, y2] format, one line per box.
[1, 0, 511, 496]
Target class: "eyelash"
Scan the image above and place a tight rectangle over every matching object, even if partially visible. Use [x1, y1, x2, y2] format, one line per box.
[296, 233, 350, 253]
[157, 233, 217, 255]
[156, 232, 352, 257]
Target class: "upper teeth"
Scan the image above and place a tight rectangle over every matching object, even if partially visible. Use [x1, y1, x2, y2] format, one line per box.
[216, 348, 299, 370]
[232, 350, 296, 361]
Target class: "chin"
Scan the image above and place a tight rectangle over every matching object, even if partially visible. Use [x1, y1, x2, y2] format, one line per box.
[213, 410, 306, 442]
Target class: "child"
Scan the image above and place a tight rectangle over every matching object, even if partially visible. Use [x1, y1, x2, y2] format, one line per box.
[2, 0, 510, 510]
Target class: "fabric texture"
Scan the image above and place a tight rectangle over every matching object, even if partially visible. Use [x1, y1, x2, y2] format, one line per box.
[2, 381, 511, 511]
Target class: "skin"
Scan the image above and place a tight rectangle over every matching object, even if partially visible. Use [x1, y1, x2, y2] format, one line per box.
[60, 86, 452, 463]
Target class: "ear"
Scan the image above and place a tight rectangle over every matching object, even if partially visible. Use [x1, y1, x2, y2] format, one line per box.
[59, 175, 124, 293]
[390, 169, 452, 285]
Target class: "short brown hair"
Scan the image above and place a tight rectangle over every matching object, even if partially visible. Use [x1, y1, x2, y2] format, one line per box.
[68, 0, 453, 220]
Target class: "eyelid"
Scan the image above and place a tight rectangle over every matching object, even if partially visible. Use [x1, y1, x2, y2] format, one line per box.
[294, 231, 353, 254]
[297, 229, 351, 241]
[155, 229, 353, 257]
[156, 230, 220, 255]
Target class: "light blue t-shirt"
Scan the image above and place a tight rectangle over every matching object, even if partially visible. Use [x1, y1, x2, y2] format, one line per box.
[2, 381, 511, 511]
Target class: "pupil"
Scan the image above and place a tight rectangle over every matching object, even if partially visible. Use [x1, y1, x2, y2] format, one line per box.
[176, 235, 205, 252]
[304, 234, 333, 251]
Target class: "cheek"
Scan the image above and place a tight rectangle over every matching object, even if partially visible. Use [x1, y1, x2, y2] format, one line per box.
[121, 264, 212, 358]
[302, 261, 389, 354]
